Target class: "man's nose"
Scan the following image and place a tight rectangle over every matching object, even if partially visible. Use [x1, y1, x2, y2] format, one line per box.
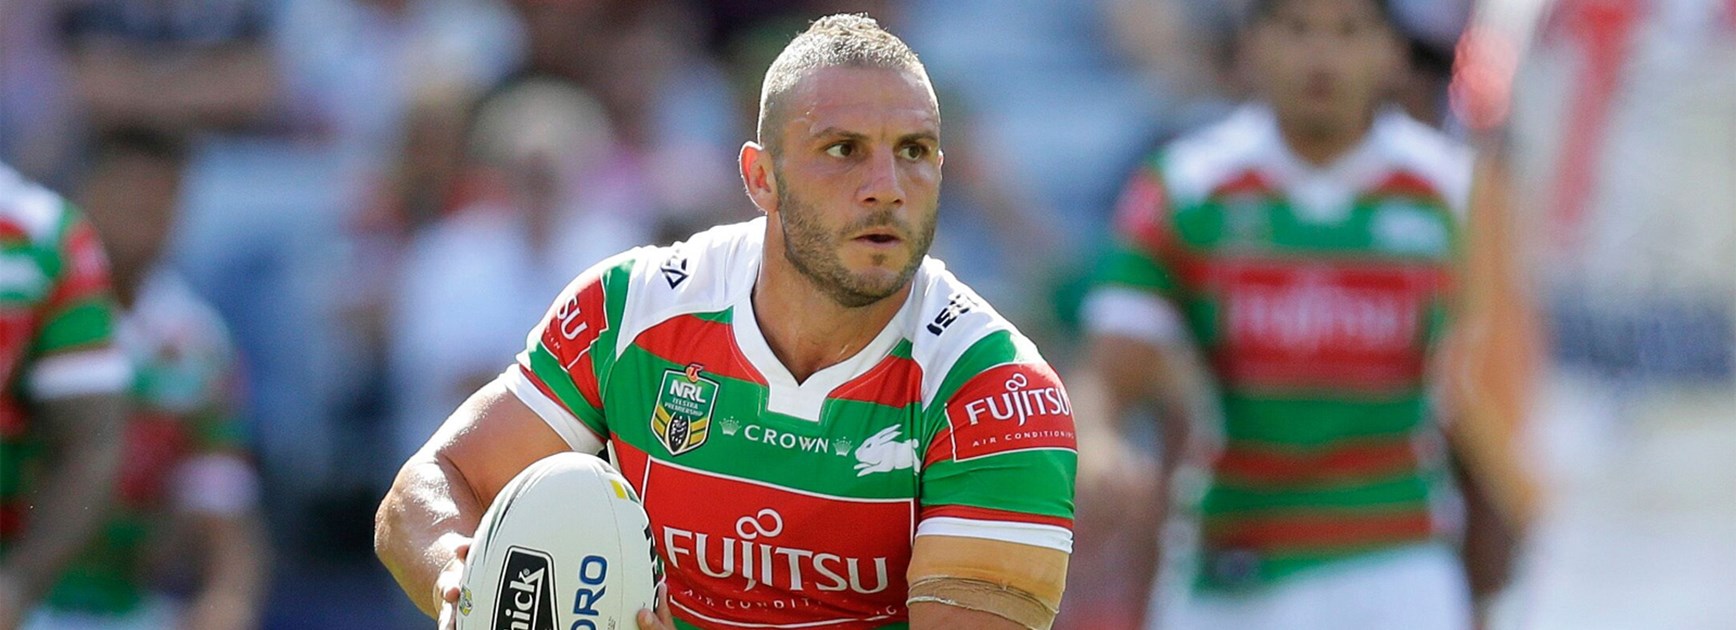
[858, 151, 906, 209]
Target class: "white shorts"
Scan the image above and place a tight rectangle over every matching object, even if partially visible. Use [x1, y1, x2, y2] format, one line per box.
[1158, 544, 1473, 630]
[24, 596, 179, 630]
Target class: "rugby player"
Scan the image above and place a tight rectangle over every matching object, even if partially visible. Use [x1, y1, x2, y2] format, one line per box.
[24, 129, 267, 630]
[1084, 0, 1515, 627]
[377, 14, 1076, 630]
[0, 164, 130, 629]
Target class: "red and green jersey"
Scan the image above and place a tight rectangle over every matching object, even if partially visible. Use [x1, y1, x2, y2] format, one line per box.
[45, 271, 250, 615]
[507, 218, 1077, 629]
[1087, 106, 1472, 589]
[0, 165, 130, 551]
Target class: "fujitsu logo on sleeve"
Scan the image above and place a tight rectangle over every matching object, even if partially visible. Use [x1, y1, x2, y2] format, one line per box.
[539, 272, 608, 370]
[940, 364, 1077, 461]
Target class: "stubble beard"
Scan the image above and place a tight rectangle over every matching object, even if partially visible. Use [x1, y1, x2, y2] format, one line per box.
[775, 184, 936, 309]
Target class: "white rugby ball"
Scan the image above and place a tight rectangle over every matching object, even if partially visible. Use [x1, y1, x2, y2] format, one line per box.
[457, 452, 661, 630]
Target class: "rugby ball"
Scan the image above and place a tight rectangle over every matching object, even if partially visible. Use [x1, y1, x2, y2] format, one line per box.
[457, 452, 662, 630]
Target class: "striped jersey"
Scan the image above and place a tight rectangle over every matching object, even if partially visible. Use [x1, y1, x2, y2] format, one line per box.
[47, 271, 249, 615]
[0, 165, 130, 549]
[1087, 106, 1471, 589]
[506, 218, 1077, 629]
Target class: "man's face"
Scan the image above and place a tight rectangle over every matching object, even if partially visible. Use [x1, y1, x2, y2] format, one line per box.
[1246, 0, 1401, 136]
[767, 66, 942, 308]
[80, 153, 178, 284]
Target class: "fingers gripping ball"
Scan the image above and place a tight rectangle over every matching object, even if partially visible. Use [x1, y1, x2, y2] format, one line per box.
[457, 452, 663, 630]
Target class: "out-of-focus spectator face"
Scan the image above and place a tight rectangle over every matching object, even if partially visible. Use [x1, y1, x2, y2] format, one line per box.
[762, 67, 942, 307]
[467, 77, 615, 221]
[1244, 0, 1402, 136]
[79, 143, 180, 291]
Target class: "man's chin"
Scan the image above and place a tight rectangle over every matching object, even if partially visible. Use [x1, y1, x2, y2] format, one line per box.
[829, 268, 913, 308]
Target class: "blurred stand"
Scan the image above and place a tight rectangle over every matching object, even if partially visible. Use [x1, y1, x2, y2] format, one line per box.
[385, 77, 652, 466]
[1470, 0, 1736, 627]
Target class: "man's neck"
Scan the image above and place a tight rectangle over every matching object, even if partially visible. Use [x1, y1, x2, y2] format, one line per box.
[751, 251, 910, 384]
[1277, 110, 1378, 167]
[112, 273, 142, 311]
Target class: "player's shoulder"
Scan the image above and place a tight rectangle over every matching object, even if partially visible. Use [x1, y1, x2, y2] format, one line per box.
[906, 259, 1051, 407]
[1156, 105, 1281, 203]
[1370, 109, 1475, 213]
[567, 217, 764, 357]
[0, 164, 78, 245]
[615, 217, 759, 310]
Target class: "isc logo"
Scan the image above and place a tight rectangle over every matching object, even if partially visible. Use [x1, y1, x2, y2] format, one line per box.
[926, 292, 977, 335]
[569, 555, 608, 630]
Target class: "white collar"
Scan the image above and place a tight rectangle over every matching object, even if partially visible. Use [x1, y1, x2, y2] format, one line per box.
[1249, 105, 1405, 222]
[729, 269, 920, 422]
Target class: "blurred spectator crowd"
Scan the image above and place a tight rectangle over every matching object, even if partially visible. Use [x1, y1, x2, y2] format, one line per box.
[1, 0, 1731, 628]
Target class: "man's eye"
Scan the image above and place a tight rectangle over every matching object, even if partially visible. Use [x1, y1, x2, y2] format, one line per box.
[899, 145, 928, 160]
[825, 143, 855, 158]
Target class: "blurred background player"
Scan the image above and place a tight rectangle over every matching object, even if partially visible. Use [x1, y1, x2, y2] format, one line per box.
[0, 166, 130, 627]
[1081, 0, 1520, 627]
[21, 129, 268, 629]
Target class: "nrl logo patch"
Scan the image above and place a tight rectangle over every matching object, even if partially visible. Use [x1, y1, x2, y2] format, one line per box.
[651, 363, 718, 456]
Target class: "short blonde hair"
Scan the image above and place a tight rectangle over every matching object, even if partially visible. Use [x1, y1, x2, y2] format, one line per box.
[756, 14, 934, 153]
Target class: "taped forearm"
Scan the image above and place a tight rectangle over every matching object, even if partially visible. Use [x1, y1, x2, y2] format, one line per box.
[909, 577, 1058, 630]
[906, 535, 1069, 630]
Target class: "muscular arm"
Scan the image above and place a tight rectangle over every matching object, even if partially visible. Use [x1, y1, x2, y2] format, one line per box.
[374, 376, 573, 617]
[0, 392, 127, 606]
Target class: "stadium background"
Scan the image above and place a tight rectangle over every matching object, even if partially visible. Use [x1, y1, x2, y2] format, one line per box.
[2, 0, 1731, 627]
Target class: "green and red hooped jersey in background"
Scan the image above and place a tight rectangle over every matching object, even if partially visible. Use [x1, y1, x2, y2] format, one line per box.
[45, 271, 252, 616]
[1087, 106, 1472, 590]
[505, 219, 1077, 630]
[0, 165, 131, 551]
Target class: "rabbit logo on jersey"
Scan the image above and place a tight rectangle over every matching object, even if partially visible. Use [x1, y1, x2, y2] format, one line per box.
[651, 363, 717, 456]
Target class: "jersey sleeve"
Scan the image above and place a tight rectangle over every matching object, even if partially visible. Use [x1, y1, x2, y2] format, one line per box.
[504, 253, 635, 453]
[25, 205, 129, 399]
[175, 315, 259, 516]
[916, 331, 1077, 553]
[1083, 160, 1190, 345]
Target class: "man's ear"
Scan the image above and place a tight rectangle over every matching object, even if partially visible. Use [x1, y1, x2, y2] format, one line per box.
[740, 141, 778, 215]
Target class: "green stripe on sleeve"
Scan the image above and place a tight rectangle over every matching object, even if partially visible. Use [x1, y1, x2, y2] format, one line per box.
[33, 299, 114, 355]
[921, 448, 1077, 521]
[526, 343, 608, 438]
[1095, 243, 1178, 295]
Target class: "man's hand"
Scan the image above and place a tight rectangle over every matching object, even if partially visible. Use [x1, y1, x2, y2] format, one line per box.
[375, 378, 575, 619]
[434, 540, 472, 630]
[635, 587, 674, 630]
